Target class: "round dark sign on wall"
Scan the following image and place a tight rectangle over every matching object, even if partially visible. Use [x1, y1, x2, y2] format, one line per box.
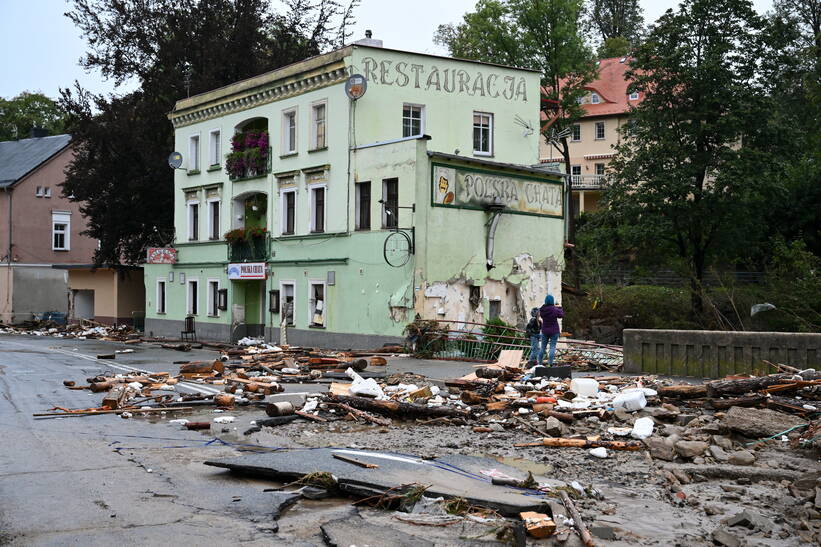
[345, 74, 367, 100]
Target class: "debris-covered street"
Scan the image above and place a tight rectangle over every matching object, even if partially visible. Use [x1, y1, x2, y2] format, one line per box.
[1, 330, 818, 546]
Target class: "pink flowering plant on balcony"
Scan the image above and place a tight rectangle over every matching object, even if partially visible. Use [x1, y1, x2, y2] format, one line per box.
[225, 130, 270, 179]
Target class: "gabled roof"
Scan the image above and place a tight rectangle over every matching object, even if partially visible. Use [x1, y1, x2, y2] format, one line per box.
[579, 57, 639, 118]
[0, 134, 72, 189]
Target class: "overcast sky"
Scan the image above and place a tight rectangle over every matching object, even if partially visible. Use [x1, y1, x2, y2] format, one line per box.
[0, 0, 775, 99]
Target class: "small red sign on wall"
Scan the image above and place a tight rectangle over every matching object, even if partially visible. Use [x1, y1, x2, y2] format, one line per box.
[146, 247, 178, 264]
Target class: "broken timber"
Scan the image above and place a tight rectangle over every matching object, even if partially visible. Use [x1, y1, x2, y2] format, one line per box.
[329, 394, 470, 420]
[515, 438, 643, 450]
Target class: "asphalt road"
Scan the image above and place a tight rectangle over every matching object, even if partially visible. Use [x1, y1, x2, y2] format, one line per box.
[0, 334, 478, 546]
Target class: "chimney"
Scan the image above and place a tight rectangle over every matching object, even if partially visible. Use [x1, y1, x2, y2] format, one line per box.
[355, 30, 383, 48]
[30, 127, 48, 138]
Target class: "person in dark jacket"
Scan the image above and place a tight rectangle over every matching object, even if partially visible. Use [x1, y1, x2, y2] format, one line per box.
[525, 307, 541, 365]
[537, 294, 564, 365]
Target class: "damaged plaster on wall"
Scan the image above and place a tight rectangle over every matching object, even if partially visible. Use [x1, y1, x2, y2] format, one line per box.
[415, 253, 562, 328]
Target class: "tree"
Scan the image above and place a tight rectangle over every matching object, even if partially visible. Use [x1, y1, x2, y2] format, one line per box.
[604, 0, 769, 315]
[435, 0, 596, 281]
[586, 0, 644, 49]
[61, 0, 357, 267]
[0, 92, 67, 141]
[597, 36, 631, 58]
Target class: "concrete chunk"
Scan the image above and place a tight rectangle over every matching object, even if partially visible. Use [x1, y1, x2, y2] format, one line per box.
[723, 406, 806, 438]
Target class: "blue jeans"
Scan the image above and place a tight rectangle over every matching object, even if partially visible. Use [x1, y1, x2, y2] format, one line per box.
[528, 335, 540, 363]
[537, 332, 560, 365]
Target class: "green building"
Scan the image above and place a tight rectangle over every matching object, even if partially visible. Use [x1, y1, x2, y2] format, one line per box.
[144, 37, 566, 347]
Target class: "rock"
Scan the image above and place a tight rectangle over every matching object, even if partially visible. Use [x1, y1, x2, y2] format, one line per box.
[712, 527, 741, 547]
[727, 509, 771, 530]
[699, 422, 725, 434]
[663, 424, 686, 437]
[589, 524, 615, 540]
[489, 423, 505, 432]
[543, 417, 565, 437]
[723, 406, 807, 438]
[793, 471, 820, 491]
[674, 440, 709, 459]
[677, 414, 698, 426]
[613, 407, 631, 422]
[815, 487, 821, 510]
[648, 407, 678, 421]
[728, 450, 755, 466]
[705, 504, 725, 516]
[709, 445, 730, 462]
[712, 435, 733, 450]
[645, 437, 675, 461]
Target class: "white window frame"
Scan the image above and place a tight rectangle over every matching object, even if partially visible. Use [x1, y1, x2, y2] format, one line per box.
[571, 124, 581, 142]
[187, 199, 200, 241]
[280, 188, 297, 235]
[309, 184, 327, 233]
[188, 133, 200, 171]
[280, 281, 296, 326]
[52, 211, 70, 251]
[381, 178, 399, 229]
[187, 278, 199, 315]
[35, 186, 43, 197]
[310, 100, 327, 150]
[308, 279, 326, 327]
[629, 91, 639, 101]
[44, 187, 51, 198]
[281, 107, 297, 154]
[571, 165, 582, 176]
[402, 103, 425, 138]
[472, 111, 493, 156]
[156, 279, 167, 314]
[591, 92, 600, 104]
[595, 121, 605, 140]
[207, 278, 220, 317]
[595, 163, 606, 176]
[208, 129, 221, 166]
[207, 198, 220, 240]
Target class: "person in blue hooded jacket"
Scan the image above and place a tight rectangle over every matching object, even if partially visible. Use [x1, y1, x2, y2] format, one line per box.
[537, 294, 564, 365]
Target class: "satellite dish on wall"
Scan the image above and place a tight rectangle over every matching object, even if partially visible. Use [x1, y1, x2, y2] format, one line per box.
[168, 151, 184, 169]
[345, 74, 367, 100]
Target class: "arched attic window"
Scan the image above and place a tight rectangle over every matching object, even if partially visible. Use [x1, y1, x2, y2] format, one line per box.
[226, 117, 270, 181]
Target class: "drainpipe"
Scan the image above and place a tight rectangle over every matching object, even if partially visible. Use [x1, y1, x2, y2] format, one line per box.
[484, 201, 506, 270]
[3, 187, 12, 320]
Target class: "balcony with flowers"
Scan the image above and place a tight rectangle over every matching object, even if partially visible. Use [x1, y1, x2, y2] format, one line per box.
[225, 127, 271, 181]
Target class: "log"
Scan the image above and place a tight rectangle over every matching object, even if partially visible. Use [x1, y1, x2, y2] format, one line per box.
[185, 422, 211, 430]
[662, 463, 801, 483]
[541, 410, 574, 423]
[213, 393, 235, 407]
[255, 415, 299, 427]
[706, 371, 821, 398]
[559, 491, 594, 547]
[515, 438, 643, 451]
[295, 411, 327, 423]
[179, 360, 224, 375]
[329, 402, 392, 426]
[333, 453, 379, 468]
[331, 394, 470, 419]
[705, 395, 767, 410]
[102, 385, 131, 410]
[657, 385, 708, 399]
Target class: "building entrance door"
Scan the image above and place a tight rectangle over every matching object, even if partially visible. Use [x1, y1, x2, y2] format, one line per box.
[72, 290, 94, 321]
[243, 279, 264, 337]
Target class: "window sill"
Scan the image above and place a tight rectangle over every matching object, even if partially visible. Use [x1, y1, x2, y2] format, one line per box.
[207, 314, 219, 318]
[355, 227, 371, 232]
[308, 146, 328, 153]
[473, 152, 493, 158]
[309, 230, 325, 234]
[207, 164, 221, 172]
[279, 152, 298, 159]
[156, 312, 166, 315]
[53, 248, 69, 252]
[308, 324, 326, 329]
[187, 169, 201, 176]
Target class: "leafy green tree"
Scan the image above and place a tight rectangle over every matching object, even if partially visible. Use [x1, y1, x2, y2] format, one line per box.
[604, 0, 770, 314]
[586, 0, 644, 43]
[0, 92, 67, 141]
[61, 0, 357, 267]
[597, 35, 631, 58]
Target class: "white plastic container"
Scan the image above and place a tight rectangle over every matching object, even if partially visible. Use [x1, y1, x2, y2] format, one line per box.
[589, 447, 608, 458]
[630, 417, 654, 439]
[612, 390, 647, 412]
[570, 378, 600, 397]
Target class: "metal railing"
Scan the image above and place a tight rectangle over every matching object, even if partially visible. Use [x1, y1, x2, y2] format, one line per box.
[228, 234, 271, 262]
[571, 174, 608, 189]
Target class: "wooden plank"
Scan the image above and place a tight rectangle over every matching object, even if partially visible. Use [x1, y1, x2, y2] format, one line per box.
[496, 349, 524, 369]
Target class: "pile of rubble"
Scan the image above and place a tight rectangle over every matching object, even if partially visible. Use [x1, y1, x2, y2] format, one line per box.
[37, 341, 821, 544]
[0, 319, 140, 341]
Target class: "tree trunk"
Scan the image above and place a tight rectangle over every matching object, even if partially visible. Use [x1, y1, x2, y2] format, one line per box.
[657, 384, 708, 399]
[330, 394, 470, 419]
[706, 371, 821, 398]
